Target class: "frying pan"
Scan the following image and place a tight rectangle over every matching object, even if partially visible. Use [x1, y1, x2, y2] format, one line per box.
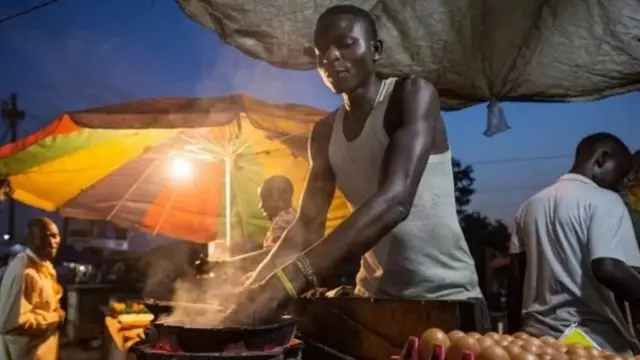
[152, 316, 296, 353]
[143, 298, 224, 319]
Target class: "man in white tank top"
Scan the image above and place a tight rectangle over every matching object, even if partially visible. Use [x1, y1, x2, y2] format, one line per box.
[223, 4, 482, 325]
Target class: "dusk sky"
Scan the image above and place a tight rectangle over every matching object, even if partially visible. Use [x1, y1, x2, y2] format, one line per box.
[1, 0, 639, 237]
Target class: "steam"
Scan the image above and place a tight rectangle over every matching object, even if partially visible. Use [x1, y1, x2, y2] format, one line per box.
[142, 246, 251, 327]
[156, 277, 227, 327]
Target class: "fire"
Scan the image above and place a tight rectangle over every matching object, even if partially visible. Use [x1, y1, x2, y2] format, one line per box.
[151, 339, 180, 353]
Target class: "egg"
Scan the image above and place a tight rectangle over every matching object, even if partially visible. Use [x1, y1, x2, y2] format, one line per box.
[565, 344, 588, 358]
[521, 341, 540, 354]
[513, 332, 530, 340]
[601, 350, 614, 357]
[497, 339, 511, 347]
[419, 328, 451, 360]
[476, 336, 495, 349]
[446, 336, 481, 360]
[540, 336, 557, 344]
[584, 347, 601, 357]
[549, 352, 569, 360]
[524, 337, 542, 347]
[539, 345, 558, 355]
[567, 356, 590, 360]
[504, 344, 523, 357]
[477, 345, 510, 360]
[448, 330, 466, 342]
[511, 339, 525, 347]
[467, 332, 482, 339]
[485, 332, 501, 341]
[512, 351, 539, 360]
[605, 355, 625, 360]
[500, 335, 514, 343]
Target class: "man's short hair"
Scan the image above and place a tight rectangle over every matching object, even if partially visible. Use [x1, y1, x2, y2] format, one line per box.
[316, 4, 378, 41]
[27, 217, 55, 239]
[262, 175, 294, 198]
[574, 132, 630, 163]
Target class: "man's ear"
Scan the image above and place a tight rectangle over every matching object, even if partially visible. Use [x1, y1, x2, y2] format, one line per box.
[594, 150, 611, 169]
[372, 39, 383, 61]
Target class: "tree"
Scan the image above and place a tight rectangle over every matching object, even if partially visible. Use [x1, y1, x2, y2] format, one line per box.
[460, 211, 510, 253]
[452, 158, 475, 216]
[460, 211, 511, 303]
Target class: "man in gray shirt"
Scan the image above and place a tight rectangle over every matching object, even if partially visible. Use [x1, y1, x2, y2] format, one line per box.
[508, 133, 640, 353]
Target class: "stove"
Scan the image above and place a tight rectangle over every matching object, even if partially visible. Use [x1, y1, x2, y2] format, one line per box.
[132, 339, 304, 360]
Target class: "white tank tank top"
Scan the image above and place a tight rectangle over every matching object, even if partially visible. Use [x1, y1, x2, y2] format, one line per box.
[328, 77, 482, 300]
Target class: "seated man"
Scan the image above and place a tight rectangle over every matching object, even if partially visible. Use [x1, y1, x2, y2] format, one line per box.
[259, 175, 298, 250]
[507, 133, 640, 353]
[202, 176, 297, 279]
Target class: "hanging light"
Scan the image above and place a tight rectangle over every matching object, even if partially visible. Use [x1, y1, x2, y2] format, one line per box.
[169, 156, 193, 179]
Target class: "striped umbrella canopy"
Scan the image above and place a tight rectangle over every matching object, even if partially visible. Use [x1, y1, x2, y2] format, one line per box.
[0, 95, 351, 244]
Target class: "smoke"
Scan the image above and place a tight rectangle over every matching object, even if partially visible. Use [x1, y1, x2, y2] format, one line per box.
[149, 250, 253, 327]
[156, 277, 227, 327]
[140, 241, 198, 301]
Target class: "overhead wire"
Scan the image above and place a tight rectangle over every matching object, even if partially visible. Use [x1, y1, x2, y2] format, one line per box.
[0, 0, 575, 200]
[0, 0, 61, 25]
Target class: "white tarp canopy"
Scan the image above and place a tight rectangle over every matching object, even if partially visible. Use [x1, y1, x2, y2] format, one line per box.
[175, 0, 640, 135]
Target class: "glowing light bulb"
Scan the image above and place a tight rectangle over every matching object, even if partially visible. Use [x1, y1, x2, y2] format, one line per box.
[170, 157, 192, 179]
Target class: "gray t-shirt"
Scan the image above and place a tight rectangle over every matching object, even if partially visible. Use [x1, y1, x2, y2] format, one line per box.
[510, 174, 640, 353]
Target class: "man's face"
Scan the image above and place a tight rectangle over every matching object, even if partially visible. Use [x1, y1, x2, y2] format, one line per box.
[314, 14, 380, 94]
[32, 222, 60, 261]
[594, 150, 633, 191]
[259, 187, 281, 220]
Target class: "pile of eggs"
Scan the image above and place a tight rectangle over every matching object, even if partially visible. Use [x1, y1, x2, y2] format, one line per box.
[418, 329, 638, 360]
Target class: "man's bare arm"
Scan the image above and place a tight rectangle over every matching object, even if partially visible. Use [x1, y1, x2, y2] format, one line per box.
[298, 78, 439, 281]
[249, 117, 337, 282]
[221, 249, 272, 274]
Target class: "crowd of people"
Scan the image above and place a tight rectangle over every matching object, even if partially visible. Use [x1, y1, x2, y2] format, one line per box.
[0, 3, 638, 359]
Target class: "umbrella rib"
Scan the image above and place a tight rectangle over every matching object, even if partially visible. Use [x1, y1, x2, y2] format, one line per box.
[153, 189, 177, 236]
[106, 156, 163, 221]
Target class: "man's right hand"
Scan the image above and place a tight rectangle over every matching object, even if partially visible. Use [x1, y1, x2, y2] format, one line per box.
[301, 286, 355, 299]
[326, 285, 354, 297]
[301, 288, 329, 299]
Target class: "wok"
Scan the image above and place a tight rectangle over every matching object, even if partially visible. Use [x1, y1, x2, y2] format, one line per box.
[142, 298, 225, 319]
[152, 316, 297, 353]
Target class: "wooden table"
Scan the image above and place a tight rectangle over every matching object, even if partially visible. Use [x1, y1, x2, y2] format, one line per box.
[65, 284, 139, 343]
[293, 297, 491, 360]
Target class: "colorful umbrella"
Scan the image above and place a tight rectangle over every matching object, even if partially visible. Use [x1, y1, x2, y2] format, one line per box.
[0, 95, 351, 244]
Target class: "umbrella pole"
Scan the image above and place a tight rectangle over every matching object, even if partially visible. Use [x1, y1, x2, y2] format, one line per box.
[225, 156, 232, 252]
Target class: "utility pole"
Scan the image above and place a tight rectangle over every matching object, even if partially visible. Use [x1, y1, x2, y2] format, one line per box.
[2, 94, 25, 240]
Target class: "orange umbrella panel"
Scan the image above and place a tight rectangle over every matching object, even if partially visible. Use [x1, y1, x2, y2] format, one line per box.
[0, 95, 350, 244]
